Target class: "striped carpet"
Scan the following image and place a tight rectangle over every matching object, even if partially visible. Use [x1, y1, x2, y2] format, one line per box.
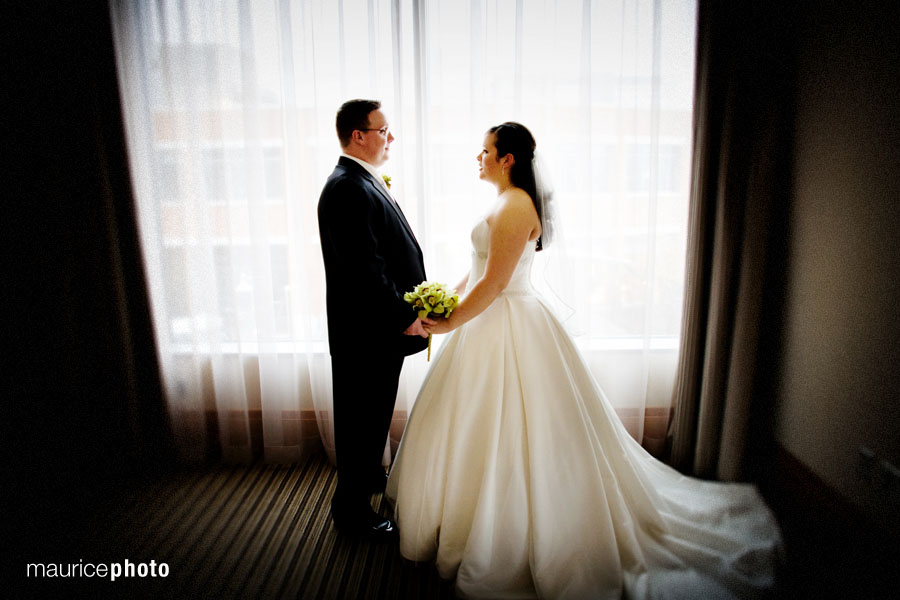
[55, 451, 455, 599]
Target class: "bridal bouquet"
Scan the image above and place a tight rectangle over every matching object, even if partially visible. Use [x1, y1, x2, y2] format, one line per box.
[404, 281, 459, 361]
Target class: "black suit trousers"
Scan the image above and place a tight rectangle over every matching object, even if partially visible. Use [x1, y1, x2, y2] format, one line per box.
[330, 351, 404, 515]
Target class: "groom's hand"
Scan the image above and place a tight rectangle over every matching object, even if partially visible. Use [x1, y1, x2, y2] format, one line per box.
[403, 318, 435, 338]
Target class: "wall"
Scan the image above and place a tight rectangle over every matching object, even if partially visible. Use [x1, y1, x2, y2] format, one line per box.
[774, 0, 900, 526]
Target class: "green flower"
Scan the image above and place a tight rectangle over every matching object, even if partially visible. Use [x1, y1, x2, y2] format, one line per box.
[404, 280, 460, 358]
[382, 174, 392, 189]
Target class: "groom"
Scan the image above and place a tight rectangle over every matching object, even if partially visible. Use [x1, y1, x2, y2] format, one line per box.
[317, 99, 432, 540]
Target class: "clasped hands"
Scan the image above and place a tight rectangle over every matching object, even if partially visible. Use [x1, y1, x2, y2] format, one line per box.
[403, 317, 435, 338]
[402, 316, 454, 337]
[423, 317, 454, 335]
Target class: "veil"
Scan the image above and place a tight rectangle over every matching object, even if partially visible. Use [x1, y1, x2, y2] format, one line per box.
[533, 152, 555, 251]
[530, 153, 584, 335]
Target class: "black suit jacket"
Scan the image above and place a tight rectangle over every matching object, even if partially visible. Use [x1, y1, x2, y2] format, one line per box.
[318, 157, 429, 358]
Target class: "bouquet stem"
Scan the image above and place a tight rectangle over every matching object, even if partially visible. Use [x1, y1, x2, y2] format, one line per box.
[427, 334, 432, 361]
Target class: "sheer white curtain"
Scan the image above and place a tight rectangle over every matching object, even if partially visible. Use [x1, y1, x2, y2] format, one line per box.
[110, 0, 696, 464]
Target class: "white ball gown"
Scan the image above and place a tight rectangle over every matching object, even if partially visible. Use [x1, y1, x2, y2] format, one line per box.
[386, 218, 783, 600]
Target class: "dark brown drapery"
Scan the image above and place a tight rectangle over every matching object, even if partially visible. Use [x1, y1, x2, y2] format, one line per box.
[6, 1, 175, 550]
[667, 0, 797, 481]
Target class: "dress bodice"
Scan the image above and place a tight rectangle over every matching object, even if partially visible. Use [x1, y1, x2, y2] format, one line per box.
[470, 218, 537, 295]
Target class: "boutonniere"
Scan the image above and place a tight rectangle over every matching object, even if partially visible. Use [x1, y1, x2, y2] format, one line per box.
[382, 174, 392, 190]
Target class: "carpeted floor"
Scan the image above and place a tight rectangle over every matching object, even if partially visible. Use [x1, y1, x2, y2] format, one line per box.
[24, 451, 454, 600]
[18, 446, 900, 599]
[22, 442, 900, 600]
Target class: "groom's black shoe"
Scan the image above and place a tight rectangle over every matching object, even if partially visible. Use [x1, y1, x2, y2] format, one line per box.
[331, 506, 398, 543]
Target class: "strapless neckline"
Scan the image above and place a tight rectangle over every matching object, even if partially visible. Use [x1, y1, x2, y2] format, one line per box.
[469, 217, 537, 296]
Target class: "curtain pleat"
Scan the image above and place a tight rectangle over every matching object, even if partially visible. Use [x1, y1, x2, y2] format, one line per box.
[668, 0, 796, 481]
[8, 1, 179, 553]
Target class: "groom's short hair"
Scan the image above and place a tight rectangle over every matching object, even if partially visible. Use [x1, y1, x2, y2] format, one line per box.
[336, 99, 381, 148]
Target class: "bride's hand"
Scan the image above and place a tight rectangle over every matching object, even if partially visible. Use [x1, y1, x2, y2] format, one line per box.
[404, 317, 436, 338]
[424, 317, 454, 335]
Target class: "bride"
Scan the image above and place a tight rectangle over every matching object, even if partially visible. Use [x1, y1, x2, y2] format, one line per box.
[385, 122, 782, 599]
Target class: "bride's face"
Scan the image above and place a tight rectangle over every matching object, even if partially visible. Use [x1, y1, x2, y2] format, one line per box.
[477, 133, 503, 183]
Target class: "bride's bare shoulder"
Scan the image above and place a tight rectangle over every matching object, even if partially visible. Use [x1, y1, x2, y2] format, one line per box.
[485, 188, 539, 233]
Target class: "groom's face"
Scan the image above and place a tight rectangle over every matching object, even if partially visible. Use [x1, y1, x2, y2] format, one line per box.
[358, 109, 394, 167]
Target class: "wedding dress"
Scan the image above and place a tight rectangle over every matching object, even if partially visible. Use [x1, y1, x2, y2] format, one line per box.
[386, 218, 782, 600]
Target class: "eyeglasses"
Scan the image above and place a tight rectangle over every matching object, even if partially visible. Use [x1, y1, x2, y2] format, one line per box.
[360, 126, 390, 137]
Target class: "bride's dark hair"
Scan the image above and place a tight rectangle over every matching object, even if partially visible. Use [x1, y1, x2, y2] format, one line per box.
[488, 121, 544, 250]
